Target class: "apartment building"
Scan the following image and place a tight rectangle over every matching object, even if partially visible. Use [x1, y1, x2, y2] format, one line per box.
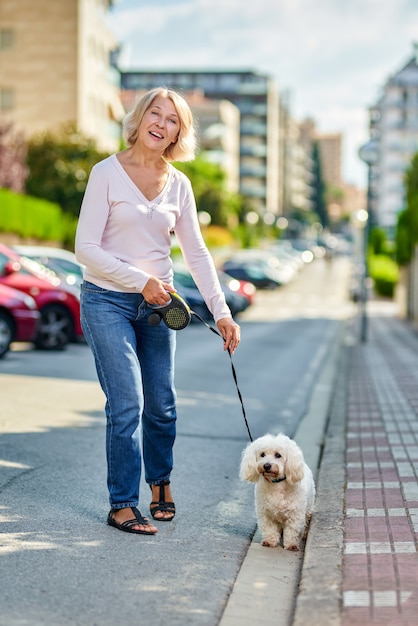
[281, 114, 313, 214]
[0, 0, 123, 152]
[315, 133, 342, 189]
[188, 93, 240, 194]
[368, 45, 418, 231]
[120, 70, 281, 216]
[298, 118, 348, 220]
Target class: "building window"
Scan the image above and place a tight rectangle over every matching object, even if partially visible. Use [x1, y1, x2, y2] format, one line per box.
[0, 88, 14, 111]
[218, 74, 240, 90]
[0, 29, 14, 50]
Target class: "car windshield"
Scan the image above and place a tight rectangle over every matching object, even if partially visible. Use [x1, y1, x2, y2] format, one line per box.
[173, 271, 197, 289]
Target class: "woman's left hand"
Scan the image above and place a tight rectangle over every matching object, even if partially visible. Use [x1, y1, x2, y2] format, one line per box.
[217, 317, 241, 355]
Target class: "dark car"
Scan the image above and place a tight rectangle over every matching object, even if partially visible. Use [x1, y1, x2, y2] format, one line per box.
[173, 265, 250, 320]
[173, 268, 212, 321]
[0, 283, 40, 358]
[0, 243, 83, 350]
[221, 260, 283, 289]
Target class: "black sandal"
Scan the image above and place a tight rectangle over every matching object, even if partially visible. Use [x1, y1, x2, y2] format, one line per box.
[150, 480, 176, 522]
[107, 507, 157, 535]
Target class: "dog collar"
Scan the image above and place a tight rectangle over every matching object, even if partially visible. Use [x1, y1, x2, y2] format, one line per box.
[266, 475, 287, 483]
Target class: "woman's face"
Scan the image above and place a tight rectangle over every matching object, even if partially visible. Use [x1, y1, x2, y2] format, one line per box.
[138, 95, 180, 153]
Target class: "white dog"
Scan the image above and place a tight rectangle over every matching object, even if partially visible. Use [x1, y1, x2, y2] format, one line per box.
[240, 433, 315, 550]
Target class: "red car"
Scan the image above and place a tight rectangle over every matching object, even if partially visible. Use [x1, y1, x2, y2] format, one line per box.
[0, 243, 83, 350]
[0, 283, 40, 358]
[217, 270, 257, 305]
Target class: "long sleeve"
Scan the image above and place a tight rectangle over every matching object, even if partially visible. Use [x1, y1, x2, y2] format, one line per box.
[174, 177, 231, 322]
[75, 159, 153, 291]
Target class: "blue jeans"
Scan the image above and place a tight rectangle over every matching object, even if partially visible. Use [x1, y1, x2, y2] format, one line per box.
[80, 281, 177, 510]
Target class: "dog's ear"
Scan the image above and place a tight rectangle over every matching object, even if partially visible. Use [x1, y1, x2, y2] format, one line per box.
[239, 442, 259, 483]
[285, 440, 305, 485]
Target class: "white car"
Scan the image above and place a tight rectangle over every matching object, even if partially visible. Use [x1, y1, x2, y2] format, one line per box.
[13, 245, 84, 290]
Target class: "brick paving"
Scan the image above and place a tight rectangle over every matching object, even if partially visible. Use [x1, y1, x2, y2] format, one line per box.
[342, 313, 418, 625]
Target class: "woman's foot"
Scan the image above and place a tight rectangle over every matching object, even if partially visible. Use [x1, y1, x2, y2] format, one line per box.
[150, 480, 176, 521]
[108, 507, 158, 534]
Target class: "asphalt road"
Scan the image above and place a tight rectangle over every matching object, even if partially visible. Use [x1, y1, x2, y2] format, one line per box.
[0, 255, 354, 626]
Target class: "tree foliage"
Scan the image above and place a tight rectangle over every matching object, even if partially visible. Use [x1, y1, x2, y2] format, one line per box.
[0, 122, 28, 192]
[370, 227, 388, 256]
[395, 153, 418, 265]
[174, 156, 242, 227]
[310, 141, 328, 228]
[25, 122, 110, 217]
[395, 209, 413, 266]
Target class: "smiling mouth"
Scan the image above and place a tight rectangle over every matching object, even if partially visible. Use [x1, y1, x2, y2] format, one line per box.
[149, 131, 163, 139]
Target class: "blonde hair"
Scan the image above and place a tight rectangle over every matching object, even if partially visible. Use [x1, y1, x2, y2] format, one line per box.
[122, 87, 197, 162]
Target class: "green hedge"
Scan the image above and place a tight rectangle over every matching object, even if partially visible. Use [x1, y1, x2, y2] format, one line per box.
[0, 187, 76, 244]
[368, 253, 399, 298]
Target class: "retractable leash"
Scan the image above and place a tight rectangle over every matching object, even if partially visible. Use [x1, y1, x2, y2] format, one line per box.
[148, 292, 254, 442]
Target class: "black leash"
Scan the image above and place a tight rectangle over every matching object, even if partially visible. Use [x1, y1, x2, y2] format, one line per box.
[147, 292, 254, 442]
[190, 310, 254, 442]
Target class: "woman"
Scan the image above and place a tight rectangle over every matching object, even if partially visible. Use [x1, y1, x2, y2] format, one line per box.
[75, 87, 240, 535]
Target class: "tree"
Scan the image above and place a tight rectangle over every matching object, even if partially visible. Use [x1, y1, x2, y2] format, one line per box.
[370, 227, 389, 256]
[0, 122, 28, 192]
[25, 122, 110, 217]
[395, 209, 413, 266]
[395, 152, 418, 265]
[174, 156, 241, 227]
[310, 141, 328, 228]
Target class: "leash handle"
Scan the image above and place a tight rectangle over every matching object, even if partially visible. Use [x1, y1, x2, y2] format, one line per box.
[190, 310, 254, 442]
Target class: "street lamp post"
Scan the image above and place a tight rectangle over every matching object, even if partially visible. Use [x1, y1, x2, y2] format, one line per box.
[358, 140, 378, 343]
[356, 209, 369, 342]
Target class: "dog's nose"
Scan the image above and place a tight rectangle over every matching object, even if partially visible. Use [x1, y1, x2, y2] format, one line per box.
[263, 463, 271, 472]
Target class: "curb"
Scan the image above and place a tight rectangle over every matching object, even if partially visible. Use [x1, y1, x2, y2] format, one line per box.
[293, 323, 349, 626]
[219, 320, 347, 626]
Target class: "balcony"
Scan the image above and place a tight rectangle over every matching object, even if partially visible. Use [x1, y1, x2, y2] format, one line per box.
[240, 144, 267, 157]
[240, 165, 267, 177]
[238, 82, 268, 96]
[241, 122, 267, 136]
[240, 185, 266, 198]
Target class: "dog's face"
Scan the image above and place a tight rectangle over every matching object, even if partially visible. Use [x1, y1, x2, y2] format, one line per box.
[240, 433, 305, 485]
[255, 447, 286, 482]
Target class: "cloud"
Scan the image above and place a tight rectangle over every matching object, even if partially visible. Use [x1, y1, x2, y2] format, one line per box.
[109, 0, 418, 185]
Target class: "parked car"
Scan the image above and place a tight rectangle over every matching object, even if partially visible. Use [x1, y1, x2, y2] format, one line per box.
[0, 283, 40, 358]
[13, 245, 84, 289]
[286, 239, 319, 263]
[268, 242, 305, 274]
[173, 265, 250, 320]
[220, 259, 284, 289]
[0, 244, 83, 350]
[221, 248, 296, 288]
[217, 270, 256, 305]
[173, 272, 211, 322]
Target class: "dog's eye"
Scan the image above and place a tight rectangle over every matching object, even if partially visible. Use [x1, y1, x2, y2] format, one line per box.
[275, 452, 282, 459]
[260, 452, 265, 458]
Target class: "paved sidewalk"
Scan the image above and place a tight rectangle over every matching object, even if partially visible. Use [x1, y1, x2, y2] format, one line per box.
[295, 301, 418, 626]
[341, 307, 418, 625]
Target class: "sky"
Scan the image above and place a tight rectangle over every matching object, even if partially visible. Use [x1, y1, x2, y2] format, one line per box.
[108, 0, 418, 189]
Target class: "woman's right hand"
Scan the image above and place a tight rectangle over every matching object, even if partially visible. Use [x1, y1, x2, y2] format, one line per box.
[142, 276, 173, 305]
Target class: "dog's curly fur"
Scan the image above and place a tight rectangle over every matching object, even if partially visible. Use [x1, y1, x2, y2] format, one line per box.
[240, 433, 315, 550]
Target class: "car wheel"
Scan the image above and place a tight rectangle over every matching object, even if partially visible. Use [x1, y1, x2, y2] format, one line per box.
[35, 303, 73, 350]
[0, 310, 14, 358]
